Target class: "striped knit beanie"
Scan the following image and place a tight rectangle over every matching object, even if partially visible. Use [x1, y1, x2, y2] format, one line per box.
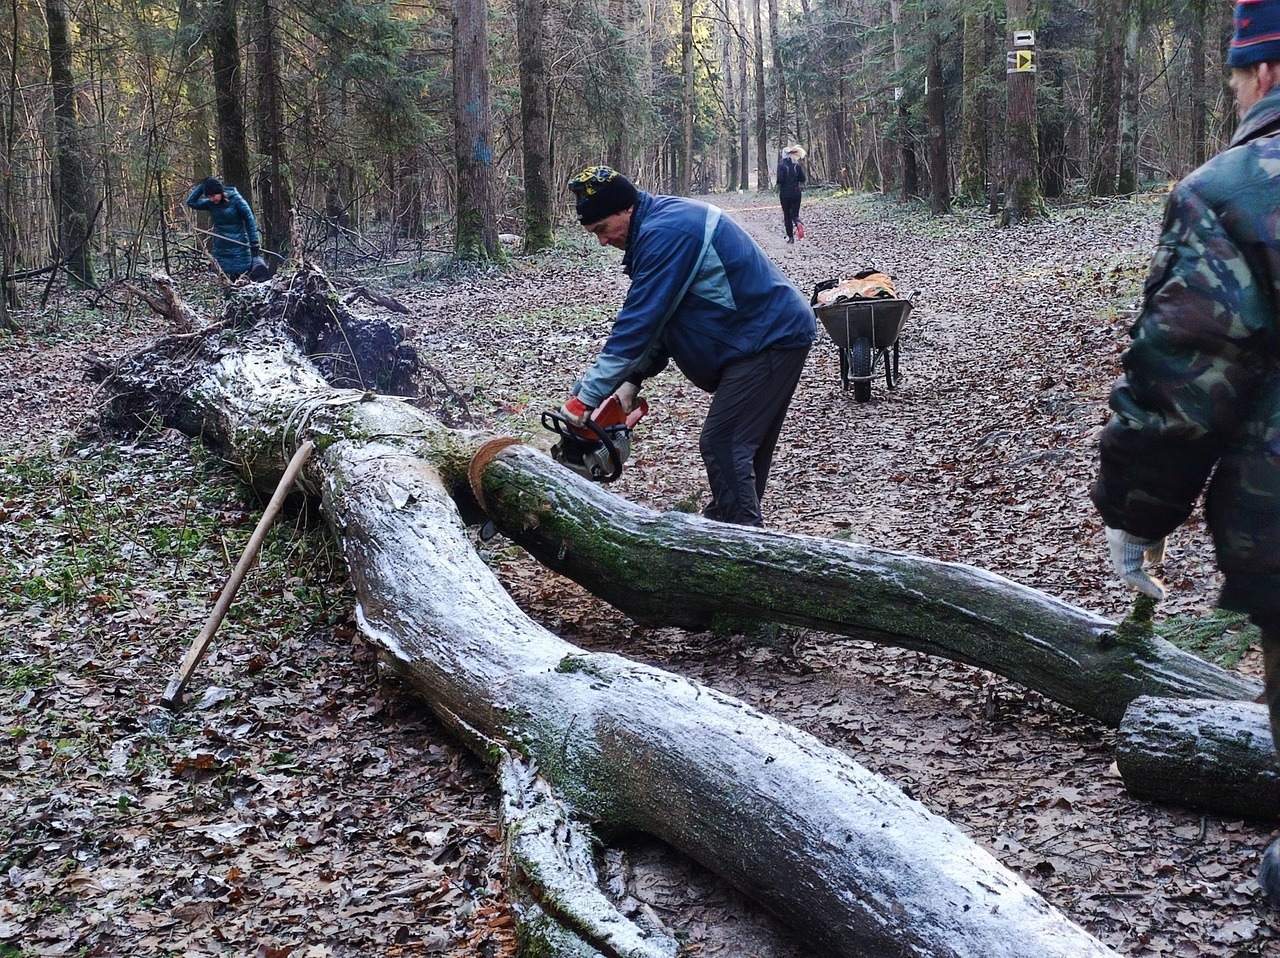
[1229, 0, 1280, 68]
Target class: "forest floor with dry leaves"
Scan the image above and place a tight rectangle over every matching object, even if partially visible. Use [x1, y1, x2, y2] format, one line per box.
[3, 188, 1277, 958]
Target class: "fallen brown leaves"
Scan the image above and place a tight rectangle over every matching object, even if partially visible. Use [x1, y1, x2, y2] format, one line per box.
[2, 191, 1276, 957]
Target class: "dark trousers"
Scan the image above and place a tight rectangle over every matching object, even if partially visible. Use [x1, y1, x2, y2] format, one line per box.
[700, 345, 810, 527]
[780, 193, 802, 239]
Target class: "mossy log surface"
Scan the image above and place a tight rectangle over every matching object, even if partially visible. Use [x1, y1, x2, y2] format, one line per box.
[1116, 696, 1280, 820]
[475, 445, 1260, 728]
[101, 303, 1121, 956]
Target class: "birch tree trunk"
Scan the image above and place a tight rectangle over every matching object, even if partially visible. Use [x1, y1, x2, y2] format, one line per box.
[737, 0, 750, 189]
[925, 16, 950, 213]
[1116, 0, 1143, 194]
[767, 0, 785, 146]
[720, 4, 739, 191]
[1187, 0, 1207, 170]
[890, 0, 918, 200]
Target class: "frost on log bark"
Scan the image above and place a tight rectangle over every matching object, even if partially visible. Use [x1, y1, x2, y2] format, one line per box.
[1117, 696, 1280, 821]
[96, 271, 1264, 956]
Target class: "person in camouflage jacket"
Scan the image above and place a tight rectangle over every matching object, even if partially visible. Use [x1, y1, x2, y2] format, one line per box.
[1091, 0, 1280, 907]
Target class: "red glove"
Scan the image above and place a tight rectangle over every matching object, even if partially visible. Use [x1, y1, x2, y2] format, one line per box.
[560, 396, 590, 426]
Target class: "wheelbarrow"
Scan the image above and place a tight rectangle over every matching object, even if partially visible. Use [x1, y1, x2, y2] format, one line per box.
[812, 280, 913, 403]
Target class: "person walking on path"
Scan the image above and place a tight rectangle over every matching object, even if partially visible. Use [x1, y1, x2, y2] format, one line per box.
[185, 177, 266, 280]
[776, 145, 807, 244]
[561, 165, 816, 527]
[1090, 0, 1280, 906]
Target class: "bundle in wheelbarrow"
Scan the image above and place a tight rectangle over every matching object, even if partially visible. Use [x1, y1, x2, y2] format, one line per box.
[812, 270, 913, 403]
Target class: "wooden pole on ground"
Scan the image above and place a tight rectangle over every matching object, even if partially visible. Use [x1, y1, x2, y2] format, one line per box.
[160, 439, 315, 708]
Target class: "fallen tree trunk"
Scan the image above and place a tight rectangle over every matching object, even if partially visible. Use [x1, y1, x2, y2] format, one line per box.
[1116, 696, 1280, 820]
[96, 273, 1121, 956]
[471, 445, 1260, 728]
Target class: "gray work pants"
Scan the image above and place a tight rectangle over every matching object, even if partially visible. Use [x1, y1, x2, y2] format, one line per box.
[700, 345, 810, 527]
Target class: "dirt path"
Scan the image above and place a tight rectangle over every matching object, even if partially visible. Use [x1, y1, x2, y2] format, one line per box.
[409, 189, 1276, 956]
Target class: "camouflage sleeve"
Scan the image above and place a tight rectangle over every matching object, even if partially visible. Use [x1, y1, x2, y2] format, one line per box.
[1092, 185, 1274, 540]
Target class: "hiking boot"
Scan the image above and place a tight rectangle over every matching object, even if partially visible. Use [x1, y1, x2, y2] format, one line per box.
[1260, 837, 1280, 907]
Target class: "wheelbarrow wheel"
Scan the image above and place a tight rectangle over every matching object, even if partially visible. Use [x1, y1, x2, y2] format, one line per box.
[851, 336, 872, 402]
[890, 340, 901, 387]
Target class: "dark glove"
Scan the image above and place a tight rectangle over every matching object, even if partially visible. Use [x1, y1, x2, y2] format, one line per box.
[250, 245, 261, 257]
[249, 256, 270, 281]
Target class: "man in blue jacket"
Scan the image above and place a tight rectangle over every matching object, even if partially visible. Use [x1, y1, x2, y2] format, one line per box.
[562, 166, 816, 527]
[185, 177, 265, 280]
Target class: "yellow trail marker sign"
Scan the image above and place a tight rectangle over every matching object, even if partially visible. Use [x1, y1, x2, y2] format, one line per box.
[1006, 49, 1036, 73]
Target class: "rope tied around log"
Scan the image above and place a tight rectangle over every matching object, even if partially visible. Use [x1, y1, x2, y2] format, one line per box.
[469, 437, 523, 514]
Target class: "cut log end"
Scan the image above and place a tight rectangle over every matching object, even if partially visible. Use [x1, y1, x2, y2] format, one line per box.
[1117, 696, 1280, 820]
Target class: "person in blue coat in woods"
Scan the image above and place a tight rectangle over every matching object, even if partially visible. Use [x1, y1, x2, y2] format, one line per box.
[561, 166, 816, 527]
[185, 177, 266, 280]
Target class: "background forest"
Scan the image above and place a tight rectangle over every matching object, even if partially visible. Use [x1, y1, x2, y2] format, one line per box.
[0, 0, 1239, 320]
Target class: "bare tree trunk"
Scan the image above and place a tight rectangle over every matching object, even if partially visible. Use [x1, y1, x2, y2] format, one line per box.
[1218, 0, 1237, 145]
[1002, 0, 1041, 222]
[1, 0, 19, 318]
[958, 6, 989, 204]
[46, 0, 96, 288]
[176, 0, 212, 188]
[1116, 0, 1143, 194]
[1089, 0, 1123, 196]
[925, 14, 949, 213]
[720, 3, 739, 191]
[99, 279, 1124, 958]
[253, 0, 290, 257]
[890, 0, 917, 200]
[767, 0, 785, 146]
[453, 0, 501, 260]
[752, 0, 768, 190]
[680, 0, 694, 195]
[1187, 0, 1207, 170]
[1117, 696, 1280, 821]
[210, 0, 252, 204]
[517, 0, 554, 251]
[737, 0, 750, 189]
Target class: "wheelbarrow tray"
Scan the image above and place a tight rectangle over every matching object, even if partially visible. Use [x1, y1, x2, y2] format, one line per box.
[815, 298, 912, 350]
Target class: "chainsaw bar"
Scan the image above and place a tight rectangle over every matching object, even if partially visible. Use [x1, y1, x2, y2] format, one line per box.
[541, 411, 630, 483]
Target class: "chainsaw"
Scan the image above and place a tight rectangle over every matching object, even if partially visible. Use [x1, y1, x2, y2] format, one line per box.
[541, 394, 649, 483]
